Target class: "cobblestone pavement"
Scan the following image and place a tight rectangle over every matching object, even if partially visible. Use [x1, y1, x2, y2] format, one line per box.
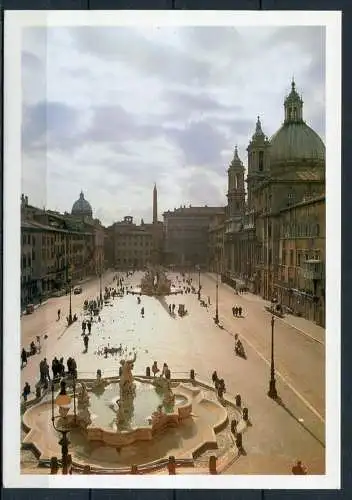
[20, 271, 325, 474]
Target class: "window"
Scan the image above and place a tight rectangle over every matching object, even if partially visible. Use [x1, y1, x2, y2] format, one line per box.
[259, 151, 264, 172]
[290, 250, 294, 266]
[297, 252, 301, 267]
[282, 250, 286, 265]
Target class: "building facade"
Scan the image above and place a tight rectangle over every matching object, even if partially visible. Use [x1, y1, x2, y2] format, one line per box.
[208, 212, 226, 274]
[163, 205, 225, 268]
[222, 80, 325, 324]
[106, 184, 163, 270]
[21, 194, 105, 306]
[276, 195, 325, 325]
[108, 216, 154, 269]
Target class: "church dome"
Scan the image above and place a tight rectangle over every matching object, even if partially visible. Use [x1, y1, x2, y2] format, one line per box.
[71, 191, 93, 218]
[270, 80, 325, 163]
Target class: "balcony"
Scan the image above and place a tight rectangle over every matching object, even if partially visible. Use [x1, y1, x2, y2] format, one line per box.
[301, 260, 324, 280]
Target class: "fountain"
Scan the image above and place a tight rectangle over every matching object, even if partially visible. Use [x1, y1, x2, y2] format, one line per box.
[140, 265, 171, 296]
[42, 353, 193, 449]
[22, 364, 241, 471]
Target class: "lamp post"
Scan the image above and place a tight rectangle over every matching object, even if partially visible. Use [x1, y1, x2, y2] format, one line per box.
[215, 267, 219, 324]
[51, 380, 77, 474]
[68, 281, 72, 324]
[267, 315, 278, 399]
[99, 254, 103, 303]
[197, 265, 201, 300]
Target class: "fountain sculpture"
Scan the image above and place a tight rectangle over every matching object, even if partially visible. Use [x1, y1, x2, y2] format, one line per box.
[140, 265, 171, 296]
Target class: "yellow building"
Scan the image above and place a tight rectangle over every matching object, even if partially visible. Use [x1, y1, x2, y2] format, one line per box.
[276, 195, 325, 326]
[109, 216, 154, 269]
[21, 194, 104, 306]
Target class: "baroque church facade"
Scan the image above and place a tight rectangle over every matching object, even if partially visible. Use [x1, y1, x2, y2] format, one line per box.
[220, 80, 326, 326]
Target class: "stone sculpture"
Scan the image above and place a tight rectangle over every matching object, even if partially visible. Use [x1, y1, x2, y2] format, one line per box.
[119, 352, 137, 396]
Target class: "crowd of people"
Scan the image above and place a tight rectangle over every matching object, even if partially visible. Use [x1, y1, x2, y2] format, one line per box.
[232, 305, 243, 318]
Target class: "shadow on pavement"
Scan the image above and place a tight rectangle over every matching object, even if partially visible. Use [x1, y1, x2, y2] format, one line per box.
[156, 296, 176, 318]
[274, 396, 325, 448]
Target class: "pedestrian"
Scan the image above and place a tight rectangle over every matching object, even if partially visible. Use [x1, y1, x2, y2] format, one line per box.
[83, 334, 89, 352]
[212, 370, 218, 385]
[292, 460, 307, 475]
[57, 309, 61, 321]
[82, 321, 86, 334]
[208, 296, 211, 305]
[71, 358, 77, 378]
[172, 304, 175, 313]
[22, 382, 31, 402]
[161, 362, 169, 377]
[39, 359, 45, 383]
[238, 306, 242, 317]
[87, 321, 92, 334]
[58, 357, 65, 377]
[36, 336, 41, 354]
[52, 357, 59, 379]
[67, 357, 72, 375]
[21, 348, 28, 368]
[234, 306, 238, 317]
[152, 361, 160, 377]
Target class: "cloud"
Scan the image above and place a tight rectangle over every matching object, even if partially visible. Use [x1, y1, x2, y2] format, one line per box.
[164, 120, 229, 166]
[22, 101, 81, 153]
[20, 25, 326, 226]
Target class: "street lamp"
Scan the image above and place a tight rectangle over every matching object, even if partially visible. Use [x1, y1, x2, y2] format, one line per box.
[99, 254, 103, 303]
[68, 280, 73, 325]
[51, 380, 77, 474]
[267, 315, 278, 399]
[197, 265, 201, 300]
[215, 268, 219, 324]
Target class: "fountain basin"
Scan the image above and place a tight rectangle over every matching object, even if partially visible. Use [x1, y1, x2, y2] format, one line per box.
[22, 378, 236, 470]
[65, 379, 192, 448]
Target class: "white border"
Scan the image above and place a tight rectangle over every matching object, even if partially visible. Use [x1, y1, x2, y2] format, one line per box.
[3, 10, 341, 489]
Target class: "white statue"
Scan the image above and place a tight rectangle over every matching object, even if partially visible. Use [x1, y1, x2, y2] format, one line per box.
[119, 352, 137, 395]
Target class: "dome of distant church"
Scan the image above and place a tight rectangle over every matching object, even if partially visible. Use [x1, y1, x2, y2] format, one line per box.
[71, 191, 93, 218]
[270, 80, 325, 163]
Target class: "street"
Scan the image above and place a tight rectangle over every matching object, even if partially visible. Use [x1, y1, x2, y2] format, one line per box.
[20, 270, 325, 474]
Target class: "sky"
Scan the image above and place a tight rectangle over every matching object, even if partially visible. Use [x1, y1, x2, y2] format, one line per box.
[21, 25, 325, 226]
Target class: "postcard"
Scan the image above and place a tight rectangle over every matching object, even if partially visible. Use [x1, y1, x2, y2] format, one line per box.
[3, 9, 341, 489]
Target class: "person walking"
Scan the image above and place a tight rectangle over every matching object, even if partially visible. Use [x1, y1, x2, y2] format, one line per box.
[238, 306, 243, 317]
[57, 309, 61, 321]
[22, 382, 31, 402]
[52, 357, 59, 379]
[83, 334, 89, 353]
[292, 460, 307, 475]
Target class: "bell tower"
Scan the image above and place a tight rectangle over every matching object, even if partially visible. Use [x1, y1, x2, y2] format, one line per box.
[227, 146, 245, 219]
[284, 78, 304, 123]
[247, 116, 270, 208]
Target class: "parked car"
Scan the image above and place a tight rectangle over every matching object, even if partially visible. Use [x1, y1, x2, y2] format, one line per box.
[73, 286, 82, 295]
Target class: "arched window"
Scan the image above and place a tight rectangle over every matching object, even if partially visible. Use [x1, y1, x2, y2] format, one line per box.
[259, 151, 264, 171]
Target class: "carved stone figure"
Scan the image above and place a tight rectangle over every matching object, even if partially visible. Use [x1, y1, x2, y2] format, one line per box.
[119, 352, 137, 396]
